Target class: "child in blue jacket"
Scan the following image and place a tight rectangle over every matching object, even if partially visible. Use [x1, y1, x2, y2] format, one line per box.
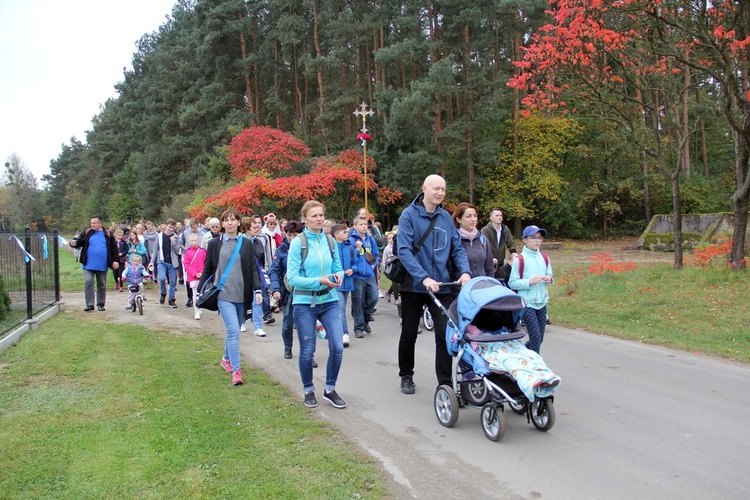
[333, 224, 356, 347]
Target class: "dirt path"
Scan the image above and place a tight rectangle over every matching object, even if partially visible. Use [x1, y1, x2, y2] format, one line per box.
[542, 236, 674, 266]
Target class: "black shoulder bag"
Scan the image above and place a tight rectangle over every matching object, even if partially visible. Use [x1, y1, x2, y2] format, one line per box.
[384, 215, 438, 284]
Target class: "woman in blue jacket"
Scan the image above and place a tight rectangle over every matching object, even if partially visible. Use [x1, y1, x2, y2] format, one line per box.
[286, 200, 346, 409]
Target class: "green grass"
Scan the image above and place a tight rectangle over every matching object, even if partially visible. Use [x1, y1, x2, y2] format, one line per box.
[59, 246, 86, 293]
[550, 262, 750, 362]
[379, 258, 750, 363]
[0, 313, 387, 498]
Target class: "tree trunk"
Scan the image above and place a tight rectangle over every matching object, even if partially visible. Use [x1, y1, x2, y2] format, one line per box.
[427, 0, 443, 166]
[695, 86, 709, 178]
[273, 40, 282, 129]
[635, 86, 651, 222]
[310, 0, 327, 152]
[368, 28, 380, 93]
[729, 129, 750, 269]
[311, 0, 325, 119]
[467, 125, 474, 203]
[238, 14, 255, 125]
[251, 16, 262, 125]
[511, 26, 522, 150]
[293, 45, 303, 131]
[681, 66, 691, 178]
[366, 38, 374, 114]
[642, 150, 651, 222]
[671, 172, 683, 270]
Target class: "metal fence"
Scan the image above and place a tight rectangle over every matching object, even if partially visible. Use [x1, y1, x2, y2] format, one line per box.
[0, 229, 60, 337]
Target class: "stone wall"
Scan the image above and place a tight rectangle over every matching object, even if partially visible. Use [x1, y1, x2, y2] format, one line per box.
[636, 213, 750, 252]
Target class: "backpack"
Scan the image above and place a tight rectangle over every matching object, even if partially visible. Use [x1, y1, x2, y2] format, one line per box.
[284, 232, 336, 292]
[516, 252, 550, 278]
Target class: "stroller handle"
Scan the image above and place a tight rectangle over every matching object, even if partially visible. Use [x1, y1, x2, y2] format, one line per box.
[425, 282, 462, 331]
[425, 281, 462, 301]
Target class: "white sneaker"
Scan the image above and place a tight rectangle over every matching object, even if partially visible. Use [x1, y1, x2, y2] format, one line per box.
[254, 328, 267, 337]
[240, 323, 247, 332]
[378, 291, 385, 298]
[343, 334, 350, 347]
[194, 311, 201, 320]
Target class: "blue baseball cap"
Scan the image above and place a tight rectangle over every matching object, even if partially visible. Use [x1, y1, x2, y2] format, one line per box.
[522, 225, 547, 239]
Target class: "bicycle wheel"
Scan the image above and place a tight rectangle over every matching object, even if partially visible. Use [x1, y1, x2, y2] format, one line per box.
[137, 296, 143, 316]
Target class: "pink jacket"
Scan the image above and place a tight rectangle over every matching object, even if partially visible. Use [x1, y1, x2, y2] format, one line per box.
[183, 246, 207, 283]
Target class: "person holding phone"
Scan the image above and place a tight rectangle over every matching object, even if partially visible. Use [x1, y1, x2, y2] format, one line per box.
[508, 225, 554, 354]
[286, 200, 346, 409]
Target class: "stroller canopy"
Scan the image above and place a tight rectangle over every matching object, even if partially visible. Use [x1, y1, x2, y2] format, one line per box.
[450, 276, 526, 334]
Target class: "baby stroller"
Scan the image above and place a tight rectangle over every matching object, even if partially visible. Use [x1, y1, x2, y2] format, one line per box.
[428, 276, 558, 442]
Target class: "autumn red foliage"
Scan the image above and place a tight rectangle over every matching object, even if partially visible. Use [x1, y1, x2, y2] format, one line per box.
[509, 1, 750, 269]
[588, 252, 637, 275]
[228, 126, 310, 177]
[189, 126, 402, 220]
[689, 239, 733, 267]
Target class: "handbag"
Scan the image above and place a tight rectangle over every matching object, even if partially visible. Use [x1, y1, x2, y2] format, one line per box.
[197, 237, 243, 311]
[384, 215, 438, 284]
[364, 249, 376, 265]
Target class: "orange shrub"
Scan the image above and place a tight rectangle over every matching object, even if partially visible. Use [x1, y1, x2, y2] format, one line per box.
[588, 252, 637, 275]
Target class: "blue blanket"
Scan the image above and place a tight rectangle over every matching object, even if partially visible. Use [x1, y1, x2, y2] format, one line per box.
[472, 338, 561, 402]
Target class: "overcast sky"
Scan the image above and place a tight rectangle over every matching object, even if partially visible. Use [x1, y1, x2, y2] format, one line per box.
[0, 0, 176, 182]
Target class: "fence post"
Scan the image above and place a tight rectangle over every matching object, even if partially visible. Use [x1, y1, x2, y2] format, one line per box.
[25, 227, 33, 320]
[53, 229, 61, 302]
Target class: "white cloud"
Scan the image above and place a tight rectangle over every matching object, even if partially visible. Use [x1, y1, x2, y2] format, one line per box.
[0, 0, 176, 181]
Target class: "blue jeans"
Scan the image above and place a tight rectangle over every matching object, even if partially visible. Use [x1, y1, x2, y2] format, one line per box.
[351, 276, 378, 332]
[337, 290, 350, 334]
[252, 287, 272, 329]
[523, 306, 547, 354]
[217, 299, 245, 372]
[157, 262, 177, 300]
[294, 300, 344, 394]
[281, 300, 294, 349]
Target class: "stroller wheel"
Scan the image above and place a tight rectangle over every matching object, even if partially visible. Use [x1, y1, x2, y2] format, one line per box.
[530, 398, 556, 432]
[422, 305, 434, 331]
[509, 400, 528, 415]
[434, 385, 459, 428]
[481, 404, 505, 442]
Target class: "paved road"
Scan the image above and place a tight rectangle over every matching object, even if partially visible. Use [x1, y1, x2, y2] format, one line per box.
[68, 289, 750, 499]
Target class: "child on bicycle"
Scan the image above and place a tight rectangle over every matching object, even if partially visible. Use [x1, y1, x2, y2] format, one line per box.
[121, 254, 149, 310]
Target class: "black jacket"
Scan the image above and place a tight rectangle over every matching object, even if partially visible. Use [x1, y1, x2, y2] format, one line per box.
[70, 228, 119, 269]
[197, 236, 263, 318]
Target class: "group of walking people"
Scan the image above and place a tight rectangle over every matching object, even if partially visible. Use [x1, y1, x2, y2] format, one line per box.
[71, 174, 554, 410]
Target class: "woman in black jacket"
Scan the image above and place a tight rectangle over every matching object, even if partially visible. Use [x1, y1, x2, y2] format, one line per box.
[197, 209, 262, 386]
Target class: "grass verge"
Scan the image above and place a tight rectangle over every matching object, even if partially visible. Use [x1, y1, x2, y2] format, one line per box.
[550, 262, 750, 362]
[0, 312, 386, 497]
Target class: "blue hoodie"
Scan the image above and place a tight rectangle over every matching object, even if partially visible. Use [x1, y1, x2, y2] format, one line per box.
[348, 229, 379, 279]
[397, 193, 471, 293]
[336, 239, 356, 292]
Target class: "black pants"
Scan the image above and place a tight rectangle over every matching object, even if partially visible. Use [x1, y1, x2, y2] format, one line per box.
[398, 291, 453, 386]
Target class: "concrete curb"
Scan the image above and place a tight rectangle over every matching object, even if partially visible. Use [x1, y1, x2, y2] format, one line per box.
[0, 302, 65, 356]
